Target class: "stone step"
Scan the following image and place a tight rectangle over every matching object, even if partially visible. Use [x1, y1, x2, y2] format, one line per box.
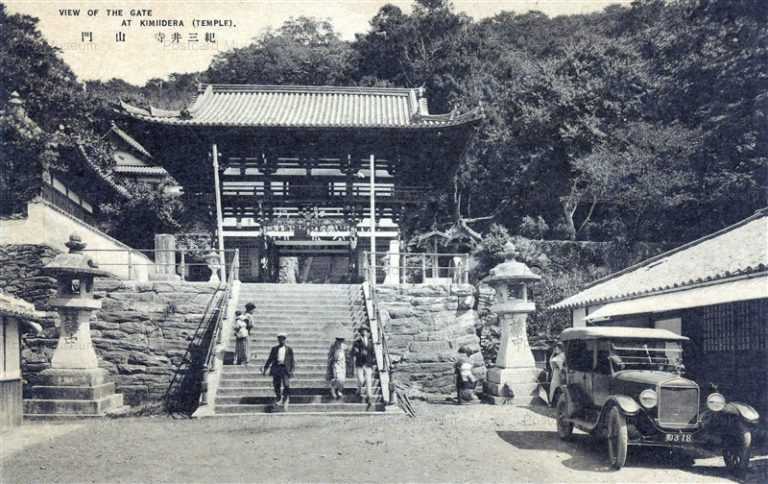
[250, 302, 352, 309]
[241, 300, 355, 307]
[251, 314, 366, 320]
[251, 308, 355, 315]
[230, 329, 354, 335]
[228, 339, 349, 347]
[215, 402, 385, 414]
[222, 369, 328, 378]
[226, 349, 343, 357]
[239, 292, 356, 299]
[25, 383, 116, 401]
[251, 311, 356, 319]
[216, 394, 382, 405]
[242, 300, 355, 305]
[239, 284, 356, 292]
[210, 411, 394, 417]
[239, 336, 358, 343]
[23, 393, 124, 416]
[224, 363, 330, 372]
[219, 377, 379, 388]
[246, 323, 360, 329]
[216, 386, 379, 397]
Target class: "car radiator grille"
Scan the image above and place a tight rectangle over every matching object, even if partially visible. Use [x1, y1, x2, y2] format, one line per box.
[658, 386, 699, 427]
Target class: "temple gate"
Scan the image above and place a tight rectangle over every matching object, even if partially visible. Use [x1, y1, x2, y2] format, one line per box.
[119, 84, 481, 282]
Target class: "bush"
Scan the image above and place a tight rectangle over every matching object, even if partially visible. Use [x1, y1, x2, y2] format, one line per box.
[518, 215, 549, 240]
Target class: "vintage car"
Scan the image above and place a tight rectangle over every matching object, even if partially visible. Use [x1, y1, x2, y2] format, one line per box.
[553, 327, 760, 473]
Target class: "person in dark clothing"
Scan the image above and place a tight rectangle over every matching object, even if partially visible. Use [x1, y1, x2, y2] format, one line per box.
[352, 326, 376, 409]
[455, 356, 477, 404]
[262, 333, 295, 407]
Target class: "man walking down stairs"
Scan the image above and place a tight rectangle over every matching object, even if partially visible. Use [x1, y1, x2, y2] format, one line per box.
[215, 284, 384, 415]
[262, 333, 294, 408]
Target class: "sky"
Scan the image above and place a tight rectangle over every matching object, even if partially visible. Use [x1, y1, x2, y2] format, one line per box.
[5, 0, 632, 85]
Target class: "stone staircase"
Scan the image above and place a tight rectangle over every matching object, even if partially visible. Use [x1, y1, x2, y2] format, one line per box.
[215, 283, 385, 415]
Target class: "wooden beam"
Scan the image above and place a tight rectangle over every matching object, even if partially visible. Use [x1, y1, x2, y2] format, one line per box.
[273, 240, 351, 247]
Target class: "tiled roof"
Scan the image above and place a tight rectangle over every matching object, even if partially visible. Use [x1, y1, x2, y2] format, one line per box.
[0, 291, 43, 321]
[120, 84, 483, 129]
[551, 209, 768, 310]
[113, 164, 169, 176]
[75, 144, 130, 198]
[109, 124, 152, 158]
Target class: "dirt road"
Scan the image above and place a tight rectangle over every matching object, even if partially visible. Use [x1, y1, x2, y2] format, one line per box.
[1, 402, 765, 483]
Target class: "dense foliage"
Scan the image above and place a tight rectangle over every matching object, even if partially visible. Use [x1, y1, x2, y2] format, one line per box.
[0, 4, 183, 245]
[1, 0, 766, 251]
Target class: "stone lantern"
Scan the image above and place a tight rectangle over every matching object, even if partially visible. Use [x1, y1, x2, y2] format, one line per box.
[205, 250, 222, 284]
[483, 243, 541, 406]
[24, 234, 126, 418]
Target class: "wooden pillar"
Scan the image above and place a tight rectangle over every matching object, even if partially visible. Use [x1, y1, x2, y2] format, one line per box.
[212, 144, 226, 282]
[261, 151, 275, 223]
[343, 152, 357, 281]
[343, 153, 356, 223]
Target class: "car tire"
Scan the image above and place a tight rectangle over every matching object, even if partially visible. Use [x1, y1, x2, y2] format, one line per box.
[607, 406, 628, 470]
[556, 396, 574, 441]
[722, 422, 751, 476]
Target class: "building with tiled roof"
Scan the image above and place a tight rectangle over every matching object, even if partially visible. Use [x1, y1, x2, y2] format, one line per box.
[118, 83, 482, 283]
[107, 124, 178, 191]
[551, 208, 768, 417]
[551, 209, 767, 317]
[120, 84, 483, 130]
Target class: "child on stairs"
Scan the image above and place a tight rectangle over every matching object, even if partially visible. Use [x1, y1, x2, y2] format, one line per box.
[327, 335, 348, 400]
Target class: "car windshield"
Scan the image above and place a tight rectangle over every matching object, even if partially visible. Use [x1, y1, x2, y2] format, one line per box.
[609, 339, 683, 372]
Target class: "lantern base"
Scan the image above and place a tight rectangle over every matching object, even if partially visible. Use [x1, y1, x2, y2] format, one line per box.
[23, 368, 127, 418]
[484, 367, 542, 406]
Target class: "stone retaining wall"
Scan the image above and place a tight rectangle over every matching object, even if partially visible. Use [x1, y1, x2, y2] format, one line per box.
[21, 279, 218, 410]
[0, 244, 60, 310]
[377, 285, 485, 398]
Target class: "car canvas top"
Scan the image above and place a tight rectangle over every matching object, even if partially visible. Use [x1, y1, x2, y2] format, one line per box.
[559, 326, 689, 342]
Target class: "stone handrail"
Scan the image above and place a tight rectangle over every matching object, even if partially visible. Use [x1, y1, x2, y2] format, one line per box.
[362, 277, 391, 404]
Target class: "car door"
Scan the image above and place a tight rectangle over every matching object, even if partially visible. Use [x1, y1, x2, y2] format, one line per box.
[591, 340, 612, 407]
[566, 340, 594, 409]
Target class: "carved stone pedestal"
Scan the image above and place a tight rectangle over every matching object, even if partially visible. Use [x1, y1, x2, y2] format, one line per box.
[24, 368, 125, 419]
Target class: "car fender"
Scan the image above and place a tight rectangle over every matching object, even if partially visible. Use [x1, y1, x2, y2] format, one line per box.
[603, 395, 640, 417]
[723, 402, 760, 424]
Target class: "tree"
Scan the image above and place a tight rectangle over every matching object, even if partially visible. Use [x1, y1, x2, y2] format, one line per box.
[207, 17, 356, 85]
[99, 181, 185, 249]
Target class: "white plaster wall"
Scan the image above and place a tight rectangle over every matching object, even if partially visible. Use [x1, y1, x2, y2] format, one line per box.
[0, 317, 20, 380]
[572, 307, 587, 327]
[0, 201, 154, 280]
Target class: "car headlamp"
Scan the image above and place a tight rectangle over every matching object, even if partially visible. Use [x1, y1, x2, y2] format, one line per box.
[706, 392, 726, 412]
[639, 389, 657, 409]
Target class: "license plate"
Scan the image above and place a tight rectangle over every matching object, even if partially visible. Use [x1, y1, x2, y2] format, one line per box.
[665, 433, 693, 443]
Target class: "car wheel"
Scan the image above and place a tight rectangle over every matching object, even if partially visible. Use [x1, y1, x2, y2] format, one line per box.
[556, 396, 573, 441]
[722, 422, 752, 476]
[607, 406, 628, 470]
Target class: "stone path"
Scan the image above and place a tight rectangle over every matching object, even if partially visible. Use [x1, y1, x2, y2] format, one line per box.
[2, 403, 765, 483]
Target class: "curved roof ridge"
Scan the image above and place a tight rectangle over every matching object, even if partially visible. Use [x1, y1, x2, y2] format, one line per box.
[117, 83, 484, 130]
[201, 83, 417, 95]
